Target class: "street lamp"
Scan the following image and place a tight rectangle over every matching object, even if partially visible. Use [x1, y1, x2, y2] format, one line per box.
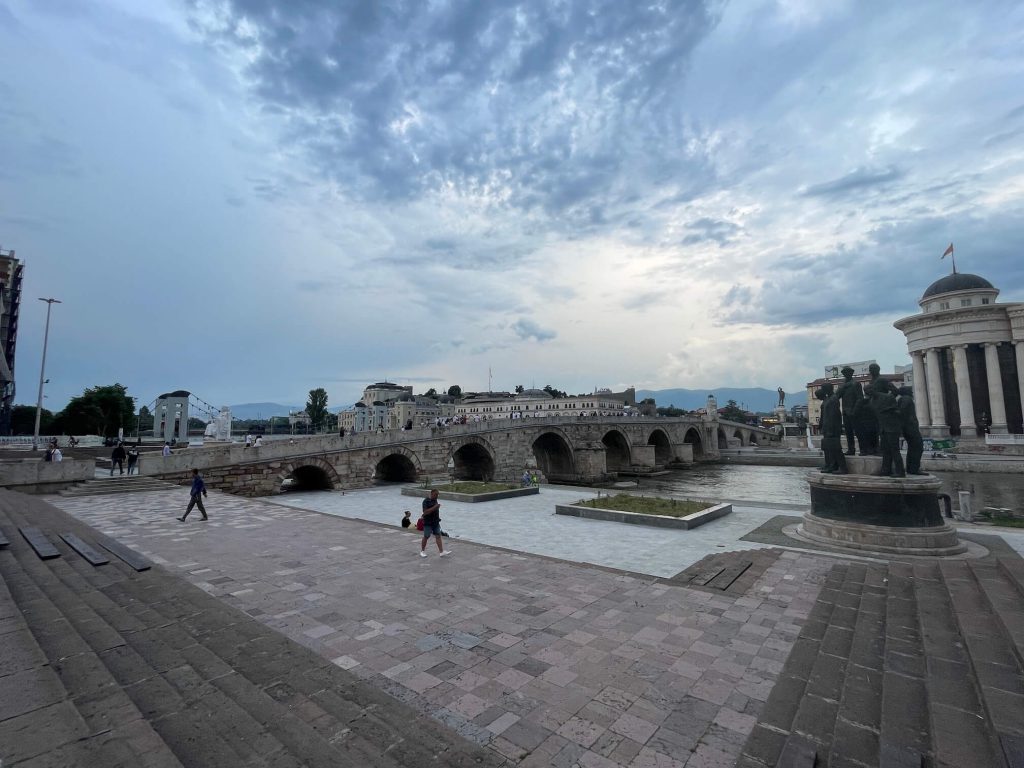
[33, 298, 61, 451]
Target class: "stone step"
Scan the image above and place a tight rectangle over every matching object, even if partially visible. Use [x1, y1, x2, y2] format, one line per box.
[914, 561, 1002, 768]
[738, 565, 848, 766]
[1, 505, 270, 768]
[972, 561, 1024, 671]
[50, 512, 494, 768]
[879, 562, 931, 764]
[940, 561, 1024, 745]
[59, 478, 177, 497]
[827, 563, 885, 767]
[59, 553, 408, 768]
[0, 520, 184, 767]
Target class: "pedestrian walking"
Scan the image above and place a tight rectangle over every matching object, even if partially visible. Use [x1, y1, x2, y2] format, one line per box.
[51, 446, 63, 462]
[419, 489, 449, 558]
[178, 469, 209, 522]
[111, 442, 127, 475]
[253, 434, 263, 447]
[162, 442, 172, 457]
[126, 446, 140, 475]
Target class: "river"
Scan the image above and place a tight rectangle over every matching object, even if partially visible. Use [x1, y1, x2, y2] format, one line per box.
[633, 464, 1024, 512]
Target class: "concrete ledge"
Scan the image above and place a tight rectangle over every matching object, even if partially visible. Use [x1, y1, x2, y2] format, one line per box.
[555, 501, 732, 529]
[401, 486, 540, 503]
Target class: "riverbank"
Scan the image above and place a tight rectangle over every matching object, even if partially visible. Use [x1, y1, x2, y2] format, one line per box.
[718, 448, 1024, 474]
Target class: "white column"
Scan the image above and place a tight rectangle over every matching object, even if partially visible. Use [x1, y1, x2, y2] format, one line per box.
[983, 343, 1008, 434]
[911, 351, 931, 427]
[925, 347, 948, 436]
[951, 344, 976, 434]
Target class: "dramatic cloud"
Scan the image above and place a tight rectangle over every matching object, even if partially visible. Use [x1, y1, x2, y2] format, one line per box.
[1, 0, 1022, 410]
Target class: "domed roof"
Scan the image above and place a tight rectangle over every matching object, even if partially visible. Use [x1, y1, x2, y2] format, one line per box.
[518, 388, 553, 399]
[922, 273, 994, 299]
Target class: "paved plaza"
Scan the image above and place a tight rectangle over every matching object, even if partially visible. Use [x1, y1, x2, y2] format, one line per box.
[49, 486, 836, 767]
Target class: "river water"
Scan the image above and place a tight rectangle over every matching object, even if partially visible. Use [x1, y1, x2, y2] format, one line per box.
[633, 465, 1024, 513]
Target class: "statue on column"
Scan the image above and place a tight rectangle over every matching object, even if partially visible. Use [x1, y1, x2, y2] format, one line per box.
[777, 387, 786, 407]
[815, 383, 847, 474]
[869, 379, 905, 477]
[836, 366, 862, 456]
[897, 386, 925, 475]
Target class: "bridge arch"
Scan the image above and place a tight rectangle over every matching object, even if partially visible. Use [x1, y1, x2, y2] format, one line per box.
[278, 457, 340, 493]
[373, 448, 422, 483]
[683, 427, 704, 460]
[717, 427, 729, 449]
[748, 431, 759, 446]
[732, 429, 745, 447]
[450, 438, 496, 481]
[647, 428, 672, 465]
[531, 430, 576, 480]
[601, 429, 631, 471]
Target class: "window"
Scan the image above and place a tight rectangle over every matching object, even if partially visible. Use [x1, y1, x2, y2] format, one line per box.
[939, 301, 950, 310]
[982, 298, 990, 305]
[961, 299, 971, 307]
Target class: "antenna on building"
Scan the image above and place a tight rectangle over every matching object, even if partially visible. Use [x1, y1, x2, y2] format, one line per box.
[488, 366, 493, 393]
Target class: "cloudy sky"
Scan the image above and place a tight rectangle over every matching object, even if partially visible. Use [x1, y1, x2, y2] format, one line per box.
[3, 0, 1023, 414]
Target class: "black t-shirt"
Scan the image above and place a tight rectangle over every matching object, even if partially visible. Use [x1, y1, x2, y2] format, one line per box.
[401, 517, 411, 528]
[422, 497, 440, 525]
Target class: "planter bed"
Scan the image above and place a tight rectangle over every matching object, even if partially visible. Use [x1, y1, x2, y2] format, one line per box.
[555, 499, 732, 529]
[401, 485, 540, 503]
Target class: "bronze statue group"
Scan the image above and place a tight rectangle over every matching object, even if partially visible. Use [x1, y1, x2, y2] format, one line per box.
[815, 364, 924, 478]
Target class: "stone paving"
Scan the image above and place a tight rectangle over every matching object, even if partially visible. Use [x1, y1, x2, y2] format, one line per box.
[48, 487, 836, 767]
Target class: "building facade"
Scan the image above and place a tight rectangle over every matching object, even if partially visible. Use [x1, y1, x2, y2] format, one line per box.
[894, 272, 1024, 438]
[0, 249, 23, 434]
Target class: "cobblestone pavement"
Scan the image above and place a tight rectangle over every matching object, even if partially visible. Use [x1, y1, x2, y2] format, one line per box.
[272, 485, 787, 578]
[51, 489, 836, 767]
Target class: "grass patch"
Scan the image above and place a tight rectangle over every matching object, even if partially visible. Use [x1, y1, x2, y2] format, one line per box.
[984, 516, 1024, 528]
[434, 481, 519, 494]
[575, 494, 711, 518]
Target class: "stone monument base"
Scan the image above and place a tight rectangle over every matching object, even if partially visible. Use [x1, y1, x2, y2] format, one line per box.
[797, 468, 967, 557]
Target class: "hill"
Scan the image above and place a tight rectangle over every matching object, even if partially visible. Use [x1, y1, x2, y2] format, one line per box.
[228, 402, 301, 420]
[636, 387, 790, 413]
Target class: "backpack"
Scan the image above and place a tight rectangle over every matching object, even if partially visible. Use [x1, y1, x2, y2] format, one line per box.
[415, 518, 424, 532]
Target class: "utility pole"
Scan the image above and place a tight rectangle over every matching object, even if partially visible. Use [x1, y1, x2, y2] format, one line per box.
[33, 298, 61, 451]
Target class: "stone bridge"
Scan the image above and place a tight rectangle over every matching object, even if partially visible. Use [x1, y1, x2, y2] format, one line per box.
[141, 415, 774, 497]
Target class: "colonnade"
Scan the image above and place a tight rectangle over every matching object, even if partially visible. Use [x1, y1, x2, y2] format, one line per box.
[910, 342, 1024, 437]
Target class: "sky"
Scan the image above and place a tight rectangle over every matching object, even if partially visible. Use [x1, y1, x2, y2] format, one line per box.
[2, 0, 1023, 415]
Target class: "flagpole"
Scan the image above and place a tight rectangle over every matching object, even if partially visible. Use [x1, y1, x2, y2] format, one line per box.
[951, 251, 957, 275]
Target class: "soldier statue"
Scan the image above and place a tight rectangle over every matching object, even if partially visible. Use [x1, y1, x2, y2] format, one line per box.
[836, 366, 862, 456]
[897, 386, 925, 475]
[869, 379, 905, 477]
[815, 383, 847, 474]
[777, 387, 785, 407]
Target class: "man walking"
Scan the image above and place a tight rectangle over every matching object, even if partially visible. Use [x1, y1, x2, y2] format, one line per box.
[419, 489, 449, 558]
[126, 446, 140, 475]
[178, 469, 209, 522]
[111, 442, 127, 475]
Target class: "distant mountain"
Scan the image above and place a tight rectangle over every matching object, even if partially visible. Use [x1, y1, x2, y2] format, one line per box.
[636, 387, 791, 413]
[228, 402, 301, 420]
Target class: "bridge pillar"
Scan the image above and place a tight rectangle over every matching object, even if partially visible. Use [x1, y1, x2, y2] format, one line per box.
[573, 442, 610, 484]
[630, 444, 655, 469]
[672, 443, 695, 464]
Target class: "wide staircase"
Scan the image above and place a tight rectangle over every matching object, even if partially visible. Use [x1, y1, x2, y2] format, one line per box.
[0, 490, 509, 767]
[737, 558, 1024, 768]
[58, 476, 180, 497]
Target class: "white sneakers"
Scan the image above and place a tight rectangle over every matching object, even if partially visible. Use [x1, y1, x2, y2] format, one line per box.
[419, 551, 427, 558]
[439, 551, 450, 557]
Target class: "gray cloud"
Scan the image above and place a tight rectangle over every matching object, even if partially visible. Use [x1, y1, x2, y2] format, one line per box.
[511, 317, 556, 342]
[801, 166, 905, 198]
[190, 0, 721, 226]
[681, 217, 740, 247]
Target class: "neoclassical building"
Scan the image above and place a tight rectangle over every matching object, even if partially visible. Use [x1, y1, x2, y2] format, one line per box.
[894, 272, 1024, 438]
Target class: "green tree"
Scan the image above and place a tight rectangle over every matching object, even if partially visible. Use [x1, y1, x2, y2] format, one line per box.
[543, 385, 567, 398]
[56, 384, 135, 436]
[306, 388, 329, 431]
[719, 399, 747, 422]
[423, 388, 438, 398]
[447, 385, 462, 398]
[11, 405, 53, 435]
[657, 404, 685, 417]
[514, 385, 524, 394]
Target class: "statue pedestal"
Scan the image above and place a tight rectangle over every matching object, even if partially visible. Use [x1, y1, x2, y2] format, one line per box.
[797, 469, 966, 556]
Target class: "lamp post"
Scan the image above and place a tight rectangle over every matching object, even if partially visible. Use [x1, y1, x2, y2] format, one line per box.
[32, 298, 61, 451]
